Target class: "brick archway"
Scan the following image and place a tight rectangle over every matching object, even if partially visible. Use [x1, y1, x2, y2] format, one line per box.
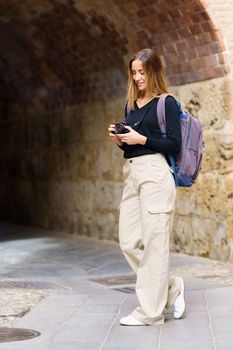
[0, 0, 229, 113]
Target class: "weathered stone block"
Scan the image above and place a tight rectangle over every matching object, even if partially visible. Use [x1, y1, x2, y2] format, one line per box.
[94, 180, 122, 211]
[95, 212, 118, 240]
[171, 216, 193, 255]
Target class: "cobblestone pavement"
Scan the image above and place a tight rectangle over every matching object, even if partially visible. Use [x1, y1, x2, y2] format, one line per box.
[0, 222, 233, 349]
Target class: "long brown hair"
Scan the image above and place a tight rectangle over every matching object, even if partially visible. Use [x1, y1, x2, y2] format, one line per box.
[127, 48, 168, 109]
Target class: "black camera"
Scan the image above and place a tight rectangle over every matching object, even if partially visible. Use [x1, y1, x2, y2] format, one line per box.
[111, 122, 130, 134]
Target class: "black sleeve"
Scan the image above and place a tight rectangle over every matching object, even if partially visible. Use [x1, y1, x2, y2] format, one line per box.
[144, 96, 181, 154]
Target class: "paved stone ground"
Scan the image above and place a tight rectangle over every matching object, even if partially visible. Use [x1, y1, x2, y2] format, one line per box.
[0, 223, 233, 349]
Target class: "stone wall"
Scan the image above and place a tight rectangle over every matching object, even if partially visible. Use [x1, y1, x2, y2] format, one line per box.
[0, 98, 125, 240]
[0, 0, 233, 261]
[1, 76, 232, 261]
[171, 76, 233, 260]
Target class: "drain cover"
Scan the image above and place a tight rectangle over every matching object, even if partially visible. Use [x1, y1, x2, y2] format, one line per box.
[113, 287, 135, 294]
[0, 281, 66, 289]
[0, 328, 40, 343]
[90, 275, 136, 286]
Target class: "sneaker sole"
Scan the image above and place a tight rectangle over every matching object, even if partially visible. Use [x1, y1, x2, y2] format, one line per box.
[174, 277, 185, 319]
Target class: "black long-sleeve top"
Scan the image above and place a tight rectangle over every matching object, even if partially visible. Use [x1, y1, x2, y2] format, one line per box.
[118, 96, 181, 159]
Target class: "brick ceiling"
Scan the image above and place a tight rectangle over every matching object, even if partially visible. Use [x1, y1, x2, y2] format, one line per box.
[0, 0, 229, 113]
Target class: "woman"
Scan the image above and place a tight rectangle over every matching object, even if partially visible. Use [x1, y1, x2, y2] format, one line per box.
[108, 48, 185, 326]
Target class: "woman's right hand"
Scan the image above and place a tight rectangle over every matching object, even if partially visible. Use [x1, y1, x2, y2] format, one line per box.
[108, 124, 123, 146]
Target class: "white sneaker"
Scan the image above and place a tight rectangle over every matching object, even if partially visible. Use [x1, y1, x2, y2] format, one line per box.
[174, 277, 185, 319]
[120, 314, 146, 326]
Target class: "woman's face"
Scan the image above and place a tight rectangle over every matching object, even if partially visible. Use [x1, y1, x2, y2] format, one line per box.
[131, 59, 147, 93]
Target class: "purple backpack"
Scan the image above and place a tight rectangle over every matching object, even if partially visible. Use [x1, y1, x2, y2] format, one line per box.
[157, 94, 203, 187]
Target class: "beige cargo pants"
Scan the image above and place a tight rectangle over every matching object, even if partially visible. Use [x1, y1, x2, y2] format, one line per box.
[119, 153, 182, 325]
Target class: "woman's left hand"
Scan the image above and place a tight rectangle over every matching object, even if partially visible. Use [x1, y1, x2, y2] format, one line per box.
[118, 126, 147, 145]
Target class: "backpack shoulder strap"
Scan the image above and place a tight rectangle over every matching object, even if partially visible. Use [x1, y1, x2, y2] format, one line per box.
[157, 93, 175, 134]
[157, 93, 179, 187]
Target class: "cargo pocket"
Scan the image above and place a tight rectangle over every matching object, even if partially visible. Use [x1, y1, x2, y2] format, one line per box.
[147, 204, 173, 233]
[147, 204, 173, 214]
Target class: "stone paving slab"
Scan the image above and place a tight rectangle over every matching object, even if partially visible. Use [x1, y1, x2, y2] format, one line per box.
[1, 223, 233, 349]
[159, 341, 214, 350]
